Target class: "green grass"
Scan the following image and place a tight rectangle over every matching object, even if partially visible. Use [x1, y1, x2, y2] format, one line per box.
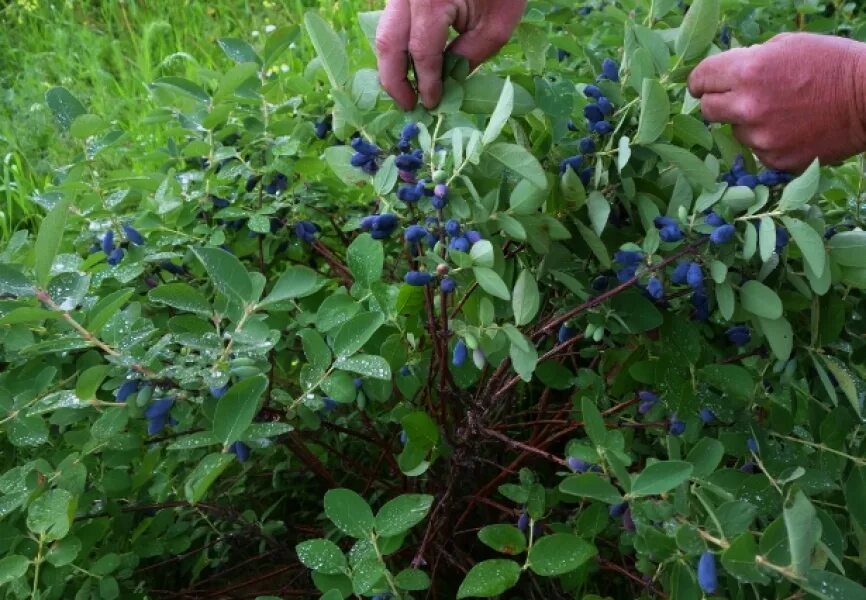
[0, 0, 382, 242]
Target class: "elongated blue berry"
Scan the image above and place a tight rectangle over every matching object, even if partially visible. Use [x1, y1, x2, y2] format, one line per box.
[294, 221, 318, 243]
[401, 122, 420, 140]
[601, 58, 620, 82]
[609, 501, 628, 518]
[740, 461, 756, 473]
[686, 263, 703, 290]
[592, 276, 609, 291]
[123, 224, 145, 245]
[710, 223, 735, 245]
[354, 378, 363, 389]
[560, 155, 583, 174]
[720, 24, 731, 48]
[452, 340, 468, 367]
[775, 226, 790, 251]
[445, 219, 461, 237]
[747, 437, 759, 453]
[440, 277, 456, 294]
[615, 250, 643, 266]
[314, 120, 331, 139]
[116, 380, 139, 403]
[592, 120, 614, 135]
[659, 225, 683, 242]
[449, 236, 470, 253]
[726, 326, 751, 346]
[404, 225, 428, 243]
[373, 213, 399, 233]
[669, 416, 686, 436]
[395, 153, 423, 171]
[558, 324, 576, 344]
[229, 441, 251, 462]
[102, 230, 115, 255]
[405, 271, 432, 286]
[647, 276, 664, 300]
[616, 265, 637, 282]
[351, 137, 379, 156]
[584, 104, 604, 123]
[400, 365, 411, 377]
[579, 137, 596, 154]
[705, 212, 726, 227]
[671, 261, 690, 285]
[107, 248, 124, 266]
[145, 397, 174, 419]
[265, 173, 288, 195]
[210, 384, 228, 398]
[697, 552, 718, 593]
[517, 512, 529, 531]
[699, 408, 715, 424]
[583, 84, 602, 99]
[397, 184, 423, 204]
[597, 96, 614, 116]
[351, 152, 373, 167]
[567, 457, 589, 473]
[465, 230, 482, 244]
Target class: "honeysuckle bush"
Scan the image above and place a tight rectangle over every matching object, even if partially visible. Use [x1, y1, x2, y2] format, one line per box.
[2, 1, 866, 599]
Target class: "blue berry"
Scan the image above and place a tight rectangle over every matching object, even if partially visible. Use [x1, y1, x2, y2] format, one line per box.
[360, 216, 377, 231]
[449, 236, 471, 253]
[601, 58, 620, 82]
[710, 223, 736, 245]
[740, 461, 756, 473]
[560, 155, 583, 174]
[647, 276, 664, 300]
[211, 196, 230, 209]
[705, 212, 726, 227]
[614, 250, 643, 266]
[434, 183, 448, 199]
[584, 104, 604, 123]
[699, 408, 715, 424]
[747, 437, 759, 453]
[229, 441, 251, 462]
[440, 277, 457, 294]
[314, 120, 331, 139]
[697, 552, 718, 594]
[691, 289, 710, 321]
[583, 84, 602, 99]
[400, 365, 411, 376]
[351, 152, 373, 167]
[465, 230, 482, 245]
[557, 48, 570, 62]
[609, 501, 629, 518]
[532, 521, 544, 537]
[397, 184, 423, 204]
[145, 397, 175, 436]
[686, 263, 703, 290]
[579, 137, 596, 154]
[669, 416, 686, 436]
[294, 221, 318, 243]
[424, 232, 438, 248]
[731, 155, 747, 178]
[159, 261, 185, 276]
[265, 173, 288, 195]
[726, 326, 751, 346]
[757, 170, 781, 186]
[638, 390, 658, 404]
[616, 265, 637, 282]
[671, 261, 690, 285]
[373, 214, 399, 234]
[405, 271, 433, 286]
[210, 384, 229, 398]
[452, 340, 468, 367]
[567, 457, 589, 473]
[107, 248, 124, 266]
[353, 378, 363, 389]
[720, 24, 731, 48]
[775, 226, 790, 251]
[351, 137, 379, 156]
[322, 397, 338, 412]
[101, 230, 115, 255]
[122, 224, 145, 245]
[659, 225, 684, 242]
[401, 122, 420, 141]
[591, 276, 609, 291]
[404, 225, 428, 243]
[736, 174, 759, 189]
[596, 96, 614, 116]
[517, 512, 529, 531]
[592, 120, 614, 135]
[395, 152, 424, 171]
[431, 195, 448, 210]
[445, 219, 461, 237]
[580, 167, 595, 187]
[558, 324, 576, 344]
[115, 380, 139, 403]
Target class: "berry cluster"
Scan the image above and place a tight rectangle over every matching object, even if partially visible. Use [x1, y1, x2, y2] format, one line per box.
[720, 155, 792, 189]
[94, 224, 145, 267]
[350, 137, 381, 175]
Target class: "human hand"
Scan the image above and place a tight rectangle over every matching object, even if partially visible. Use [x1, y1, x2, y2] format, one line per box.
[375, 0, 526, 110]
[688, 32, 866, 172]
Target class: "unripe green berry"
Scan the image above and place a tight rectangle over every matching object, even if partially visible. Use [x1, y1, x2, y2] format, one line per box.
[432, 170, 448, 183]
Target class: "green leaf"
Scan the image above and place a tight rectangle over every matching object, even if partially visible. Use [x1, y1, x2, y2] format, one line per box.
[70, 114, 107, 139]
[778, 159, 820, 212]
[675, 0, 720, 61]
[26, 489, 74, 541]
[781, 217, 826, 277]
[803, 570, 866, 600]
[150, 76, 210, 104]
[527, 534, 597, 576]
[512, 270, 539, 326]
[559, 474, 623, 504]
[587, 191, 610, 236]
[581, 397, 608, 449]
[375, 494, 433, 537]
[482, 77, 514, 146]
[192, 246, 253, 303]
[149, 283, 211, 316]
[34, 198, 70, 287]
[617, 135, 632, 172]
[686, 438, 724, 478]
[212, 375, 268, 445]
[395, 568, 431, 591]
[477, 525, 527, 555]
[759, 316, 794, 361]
[456, 559, 521, 599]
[473, 267, 511, 300]
[630, 461, 693, 497]
[214, 62, 260, 101]
[509, 338, 538, 382]
[217, 38, 262, 65]
[303, 11, 349, 88]
[0, 264, 34, 297]
[263, 25, 301, 67]
[740, 280, 783, 319]
[820, 355, 862, 419]
[45, 87, 86, 130]
[828, 231, 866, 267]
[45, 536, 81, 567]
[0, 555, 29, 587]
[783, 490, 819, 578]
[324, 488, 375, 538]
[485, 143, 547, 189]
[261, 266, 322, 306]
[334, 354, 392, 380]
[461, 75, 535, 116]
[634, 79, 669, 145]
[299, 329, 331, 374]
[699, 364, 755, 403]
[347, 233, 384, 288]
[759, 216, 777, 263]
[650, 144, 716, 190]
[324, 146, 371, 185]
[184, 453, 235, 503]
[332, 312, 384, 359]
[85, 288, 134, 333]
[295, 538, 347, 575]
[716, 281, 735, 319]
[470, 240, 495, 268]
[373, 155, 398, 195]
[721, 534, 770, 584]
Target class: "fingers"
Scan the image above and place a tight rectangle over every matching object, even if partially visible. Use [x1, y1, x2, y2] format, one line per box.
[699, 92, 746, 124]
[408, 1, 453, 108]
[376, 0, 416, 110]
[687, 48, 747, 97]
[448, 25, 513, 70]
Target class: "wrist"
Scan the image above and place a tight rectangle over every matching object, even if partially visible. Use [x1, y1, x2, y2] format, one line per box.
[849, 41, 866, 153]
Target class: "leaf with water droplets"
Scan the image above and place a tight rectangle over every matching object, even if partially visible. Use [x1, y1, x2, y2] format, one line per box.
[331, 312, 384, 359]
[324, 488, 375, 538]
[527, 533, 597, 576]
[456, 559, 522, 598]
[149, 283, 212, 316]
[212, 375, 268, 445]
[375, 494, 433, 537]
[192, 246, 254, 303]
[26, 489, 75, 541]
